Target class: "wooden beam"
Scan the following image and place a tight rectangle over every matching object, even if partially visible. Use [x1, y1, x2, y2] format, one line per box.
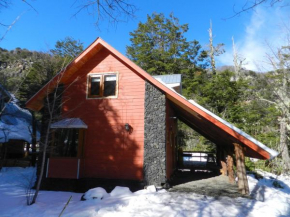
[234, 143, 249, 195]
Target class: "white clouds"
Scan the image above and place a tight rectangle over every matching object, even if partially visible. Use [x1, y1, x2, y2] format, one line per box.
[218, 6, 289, 72]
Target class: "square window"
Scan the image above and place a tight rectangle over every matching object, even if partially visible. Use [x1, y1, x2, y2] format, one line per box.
[87, 73, 118, 98]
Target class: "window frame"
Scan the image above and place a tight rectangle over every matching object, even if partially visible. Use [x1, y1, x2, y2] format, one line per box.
[87, 72, 119, 99]
[50, 128, 85, 159]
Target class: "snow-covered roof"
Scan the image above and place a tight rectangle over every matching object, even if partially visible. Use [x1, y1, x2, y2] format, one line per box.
[50, 118, 88, 129]
[0, 96, 40, 143]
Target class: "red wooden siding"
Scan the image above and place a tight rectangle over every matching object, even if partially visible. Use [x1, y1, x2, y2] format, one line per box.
[166, 100, 178, 179]
[47, 158, 79, 179]
[61, 48, 145, 180]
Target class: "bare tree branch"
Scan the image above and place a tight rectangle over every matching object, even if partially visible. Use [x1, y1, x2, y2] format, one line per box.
[22, 0, 38, 14]
[0, 0, 38, 28]
[0, 0, 11, 9]
[72, 0, 136, 26]
[225, 0, 286, 19]
[0, 13, 24, 43]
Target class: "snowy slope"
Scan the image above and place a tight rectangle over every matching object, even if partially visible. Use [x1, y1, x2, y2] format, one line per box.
[0, 167, 289, 217]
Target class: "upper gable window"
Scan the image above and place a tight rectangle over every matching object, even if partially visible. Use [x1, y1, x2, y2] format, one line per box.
[87, 73, 118, 98]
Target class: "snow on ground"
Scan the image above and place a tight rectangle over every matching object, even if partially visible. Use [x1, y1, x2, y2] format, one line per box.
[0, 167, 290, 217]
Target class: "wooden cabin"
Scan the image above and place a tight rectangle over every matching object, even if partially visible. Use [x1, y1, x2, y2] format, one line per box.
[26, 38, 278, 193]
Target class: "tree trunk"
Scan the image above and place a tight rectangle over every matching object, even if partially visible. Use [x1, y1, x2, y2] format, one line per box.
[234, 143, 249, 195]
[217, 146, 227, 175]
[208, 21, 216, 75]
[30, 114, 51, 205]
[279, 117, 290, 173]
[227, 149, 235, 184]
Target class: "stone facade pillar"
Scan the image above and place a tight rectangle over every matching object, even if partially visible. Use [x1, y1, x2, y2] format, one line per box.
[144, 82, 166, 186]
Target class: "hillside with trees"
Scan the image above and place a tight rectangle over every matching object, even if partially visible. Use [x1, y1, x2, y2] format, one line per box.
[0, 37, 83, 107]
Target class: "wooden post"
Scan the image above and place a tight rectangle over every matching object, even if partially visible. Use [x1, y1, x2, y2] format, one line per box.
[217, 146, 227, 175]
[221, 149, 228, 175]
[234, 143, 249, 195]
[227, 149, 235, 184]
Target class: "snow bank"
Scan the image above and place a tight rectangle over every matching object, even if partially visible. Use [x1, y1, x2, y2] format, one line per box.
[1, 168, 290, 217]
[83, 187, 109, 201]
[110, 186, 132, 197]
[146, 185, 157, 193]
[0, 167, 36, 188]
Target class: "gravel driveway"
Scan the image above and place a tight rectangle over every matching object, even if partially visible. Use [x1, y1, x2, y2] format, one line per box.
[169, 170, 244, 198]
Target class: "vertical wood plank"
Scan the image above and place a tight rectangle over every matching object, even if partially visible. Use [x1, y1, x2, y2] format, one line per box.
[234, 143, 249, 195]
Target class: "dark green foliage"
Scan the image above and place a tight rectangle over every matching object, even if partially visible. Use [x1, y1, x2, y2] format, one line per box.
[126, 13, 207, 76]
[178, 121, 216, 152]
[51, 37, 84, 59]
[245, 158, 256, 172]
[17, 55, 56, 106]
[188, 70, 248, 125]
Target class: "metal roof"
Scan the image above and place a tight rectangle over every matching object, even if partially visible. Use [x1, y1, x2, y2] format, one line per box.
[153, 74, 181, 84]
[50, 118, 88, 129]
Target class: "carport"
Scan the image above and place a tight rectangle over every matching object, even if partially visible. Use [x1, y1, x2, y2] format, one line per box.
[151, 77, 279, 195]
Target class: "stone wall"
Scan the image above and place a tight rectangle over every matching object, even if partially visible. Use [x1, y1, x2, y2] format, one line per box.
[144, 82, 166, 186]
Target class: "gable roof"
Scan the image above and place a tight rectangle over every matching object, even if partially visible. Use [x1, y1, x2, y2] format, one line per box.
[26, 37, 278, 160]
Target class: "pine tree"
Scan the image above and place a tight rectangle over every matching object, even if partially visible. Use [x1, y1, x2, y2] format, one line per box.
[126, 13, 207, 76]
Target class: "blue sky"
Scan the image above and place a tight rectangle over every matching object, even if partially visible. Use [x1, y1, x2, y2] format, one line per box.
[0, 0, 289, 71]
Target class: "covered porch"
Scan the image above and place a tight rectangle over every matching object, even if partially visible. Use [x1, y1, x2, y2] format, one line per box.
[165, 93, 278, 195]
